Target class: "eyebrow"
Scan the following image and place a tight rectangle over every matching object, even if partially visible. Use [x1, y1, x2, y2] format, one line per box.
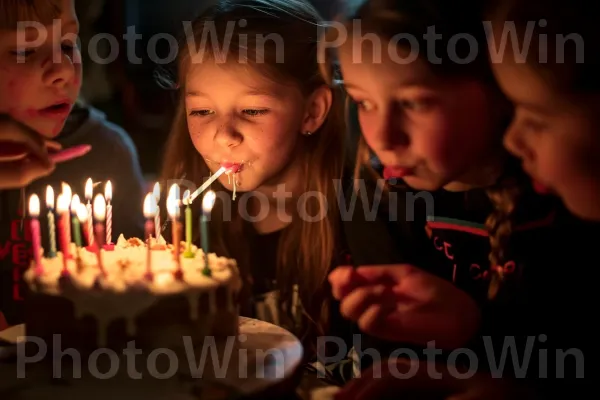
[343, 79, 430, 91]
[186, 89, 275, 98]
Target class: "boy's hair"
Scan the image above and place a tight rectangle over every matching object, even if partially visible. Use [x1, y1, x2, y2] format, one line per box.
[320, 0, 522, 300]
[159, 0, 346, 355]
[488, 0, 600, 94]
[0, 0, 62, 30]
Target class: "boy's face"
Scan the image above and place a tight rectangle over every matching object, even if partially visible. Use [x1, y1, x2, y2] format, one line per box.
[0, 0, 81, 139]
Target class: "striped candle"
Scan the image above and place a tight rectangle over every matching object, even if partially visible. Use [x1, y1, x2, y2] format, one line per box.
[105, 181, 112, 244]
[85, 178, 94, 246]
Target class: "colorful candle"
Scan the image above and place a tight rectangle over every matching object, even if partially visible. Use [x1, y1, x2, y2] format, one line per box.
[200, 190, 216, 277]
[28, 194, 43, 274]
[56, 194, 70, 274]
[45, 186, 57, 258]
[153, 182, 161, 240]
[93, 194, 106, 275]
[70, 195, 83, 247]
[61, 182, 72, 246]
[143, 193, 157, 280]
[85, 178, 94, 246]
[105, 181, 112, 244]
[183, 190, 194, 258]
[167, 184, 182, 278]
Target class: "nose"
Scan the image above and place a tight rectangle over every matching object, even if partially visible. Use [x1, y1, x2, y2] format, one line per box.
[378, 104, 409, 150]
[214, 119, 243, 149]
[503, 121, 534, 161]
[42, 49, 75, 88]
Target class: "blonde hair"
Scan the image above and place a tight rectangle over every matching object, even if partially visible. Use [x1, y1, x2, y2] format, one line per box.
[320, 0, 522, 300]
[160, 0, 346, 355]
[0, 0, 62, 30]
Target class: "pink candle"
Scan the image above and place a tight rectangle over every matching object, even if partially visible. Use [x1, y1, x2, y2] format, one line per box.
[56, 194, 70, 274]
[28, 194, 43, 274]
[85, 178, 94, 246]
[167, 184, 183, 279]
[93, 194, 106, 275]
[153, 182, 161, 240]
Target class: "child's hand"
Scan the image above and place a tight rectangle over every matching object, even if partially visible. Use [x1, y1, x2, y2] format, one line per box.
[329, 265, 480, 349]
[0, 114, 60, 189]
[333, 358, 536, 400]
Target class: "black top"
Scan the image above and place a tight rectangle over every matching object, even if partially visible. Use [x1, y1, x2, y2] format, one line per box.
[342, 165, 596, 396]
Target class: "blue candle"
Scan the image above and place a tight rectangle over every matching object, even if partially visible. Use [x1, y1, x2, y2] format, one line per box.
[200, 190, 216, 276]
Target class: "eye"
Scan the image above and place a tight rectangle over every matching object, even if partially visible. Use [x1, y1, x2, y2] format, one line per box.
[242, 109, 269, 117]
[10, 48, 35, 58]
[521, 118, 547, 132]
[189, 109, 215, 117]
[399, 99, 432, 112]
[61, 42, 76, 53]
[354, 99, 375, 112]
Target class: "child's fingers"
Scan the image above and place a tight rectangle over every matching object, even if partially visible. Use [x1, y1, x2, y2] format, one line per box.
[45, 140, 62, 151]
[0, 157, 56, 189]
[328, 266, 355, 299]
[355, 303, 387, 334]
[339, 284, 391, 322]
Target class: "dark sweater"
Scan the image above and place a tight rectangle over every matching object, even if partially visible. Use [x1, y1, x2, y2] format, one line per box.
[0, 104, 146, 325]
[342, 166, 596, 396]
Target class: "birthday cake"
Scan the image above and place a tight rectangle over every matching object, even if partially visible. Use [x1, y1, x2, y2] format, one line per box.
[23, 234, 242, 355]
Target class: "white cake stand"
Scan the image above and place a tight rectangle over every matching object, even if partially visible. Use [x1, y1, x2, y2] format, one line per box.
[0, 317, 304, 399]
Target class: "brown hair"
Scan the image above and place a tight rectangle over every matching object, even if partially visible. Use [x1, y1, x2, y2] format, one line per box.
[159, 0, 346, 354]
[320, 0, 523, 299]
[0, 0, 62, 30]
[488, 0, 600, 95]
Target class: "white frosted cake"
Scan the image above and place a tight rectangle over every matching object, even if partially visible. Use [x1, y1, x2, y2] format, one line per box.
[24, 234, 241, 355]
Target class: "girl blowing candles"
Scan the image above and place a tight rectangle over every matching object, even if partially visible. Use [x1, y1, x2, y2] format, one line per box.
[321, 0, 597, 396]
[159, 0, 350, 357]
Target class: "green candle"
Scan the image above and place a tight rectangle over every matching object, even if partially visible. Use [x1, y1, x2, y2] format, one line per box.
[70, 195, 83, 247]
[184, 191, 194, 258]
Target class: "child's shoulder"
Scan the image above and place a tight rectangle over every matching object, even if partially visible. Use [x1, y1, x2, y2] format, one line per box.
[60, 103, 138, 158]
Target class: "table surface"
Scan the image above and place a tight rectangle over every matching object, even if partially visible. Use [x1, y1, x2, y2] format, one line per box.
[0, 319, 340, 399]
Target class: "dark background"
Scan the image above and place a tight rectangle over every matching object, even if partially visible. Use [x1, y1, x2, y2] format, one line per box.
[74, 0, 343, 182]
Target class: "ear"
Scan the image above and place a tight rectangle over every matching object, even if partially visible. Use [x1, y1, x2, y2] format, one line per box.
[301, 85, 333, 135]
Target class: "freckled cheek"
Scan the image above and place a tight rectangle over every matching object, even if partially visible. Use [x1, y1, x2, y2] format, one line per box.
[187, 121, 210, 155]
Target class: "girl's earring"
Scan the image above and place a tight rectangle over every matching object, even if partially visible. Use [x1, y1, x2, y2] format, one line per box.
[304, 131, 313, 136]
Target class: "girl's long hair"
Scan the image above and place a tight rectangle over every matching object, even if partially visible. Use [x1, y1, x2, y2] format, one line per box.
[159, 0, 346, 355]
[0, 0, 62, 29]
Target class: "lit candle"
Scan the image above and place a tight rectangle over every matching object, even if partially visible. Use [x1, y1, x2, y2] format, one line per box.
[105, 181, 112, 244]
[183, 190, 194, 258]
[28, 194, 43, 274]
[61, 182, 72, 246]
[200, 190, 216, 277]
[85, 178, 94, 246]
[56, 194, 70, 275]
[45, 186, 57, 258]
[71, 203, 90, 270]
[167, 184, 182, 279]
[93, 194, 106, 275]
[143, 193, 157, 280]
[70, 195, 83, 247]
[153, 182, 161, 240]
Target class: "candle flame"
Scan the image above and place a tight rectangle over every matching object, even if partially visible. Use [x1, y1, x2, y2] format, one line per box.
[71, 194, 81, 214]
[202, 190, 216, 213]
[85, 178, 93, 200]
[144, 193, 157, 218]
[93, 194, 106, 221]
[153, 182, 160, 200]
[105, 181, 112, 202]
[76, 203, 88, 223]
[167, 184, 180, 218]
[61, 182, 72, 201]
[46, 185, 54, 209]
[29, 194, 40, 217]
[56, 194, 69, 214]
